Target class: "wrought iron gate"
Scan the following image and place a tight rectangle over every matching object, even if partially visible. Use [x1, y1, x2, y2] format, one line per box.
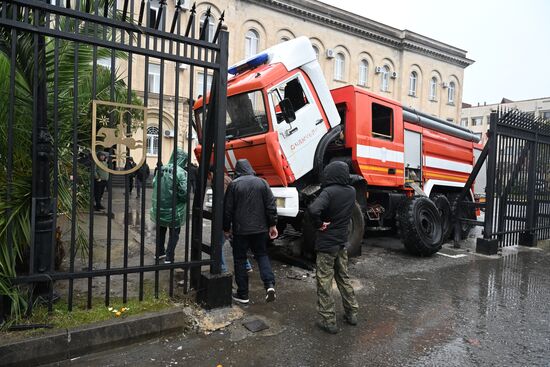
[457, 108, 550, 253]
[0, 0, 229, 318]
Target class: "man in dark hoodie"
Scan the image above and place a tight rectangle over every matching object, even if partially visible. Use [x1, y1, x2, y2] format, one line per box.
[223, 159, 278, 304]
[308, 161, 359, 334]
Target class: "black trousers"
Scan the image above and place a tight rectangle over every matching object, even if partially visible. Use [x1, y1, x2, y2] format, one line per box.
[94, 180, 107, 208]
[233, 232, 275, 299]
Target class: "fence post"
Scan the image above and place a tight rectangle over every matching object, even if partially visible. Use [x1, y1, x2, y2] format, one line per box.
[31, 4, 54, 296]
[196, 31, 232, 309]
[520, 132, 538, 246]
[476, 111, 499, 255]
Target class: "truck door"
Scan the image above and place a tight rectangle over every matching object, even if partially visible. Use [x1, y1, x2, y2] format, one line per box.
[267, 73, 328, 180]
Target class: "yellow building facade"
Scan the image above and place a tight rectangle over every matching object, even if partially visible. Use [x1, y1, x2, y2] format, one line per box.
[117, 0, 474, 166]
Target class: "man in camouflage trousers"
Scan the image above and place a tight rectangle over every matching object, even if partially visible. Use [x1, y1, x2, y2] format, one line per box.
[308, 161, 359, 334]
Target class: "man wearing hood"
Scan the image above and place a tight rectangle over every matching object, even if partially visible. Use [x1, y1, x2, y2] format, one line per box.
[150, 148, 188, 264]
[223, 159, 278, 304]
[308, 161, 359, 334]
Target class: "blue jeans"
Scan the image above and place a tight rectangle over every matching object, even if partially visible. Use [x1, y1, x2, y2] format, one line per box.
[232, 232, 274, 299]
[158, 226, 180, 262]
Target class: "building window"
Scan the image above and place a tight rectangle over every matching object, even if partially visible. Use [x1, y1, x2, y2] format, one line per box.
[429, 77, 437, 101]
[200, 13, 215, 42]
[446, 118, 454, 123]
[245, 29, 259, 58]
[281, 36, 290, 42]
[197, 72, 213, 96]
[381, 66, 390, 92]
[460, 118, 468, 127]
[472, 117, 483, 126]
[334, 53, 345, 81]
[358, 60, 368, 86]
[146, 126, 159, 155]
[148, 64, 160, 94]
[312, 45, 319, 60]
[408, 71, 417, 96]
[542, 111, 550, 120]
[486, 115, 492, 125]
[448, 82, 455, 104]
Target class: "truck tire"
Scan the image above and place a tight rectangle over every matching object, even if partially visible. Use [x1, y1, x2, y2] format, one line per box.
[396, 196, 443, 256]
[301, 201, 365, 259]
[430, 194, 452, 242]
[449, 193, 476, 239]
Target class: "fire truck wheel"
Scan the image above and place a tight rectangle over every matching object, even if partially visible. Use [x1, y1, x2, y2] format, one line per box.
[431, 194, 452, 242]
[397, 196, 443, 256]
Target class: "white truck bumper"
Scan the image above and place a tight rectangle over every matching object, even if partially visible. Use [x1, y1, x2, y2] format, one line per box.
[204, 186, 299, 217]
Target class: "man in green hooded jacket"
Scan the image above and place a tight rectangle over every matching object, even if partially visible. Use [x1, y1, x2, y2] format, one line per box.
[150, 148, 188, 263]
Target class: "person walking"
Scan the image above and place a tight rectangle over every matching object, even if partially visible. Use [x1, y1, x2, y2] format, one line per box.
[135, 161, 150, 198]
[208, 167, 252, 273]
[150, 149, 188, 264]
[94, 151, 109, 211]
[124, 156, 136, 195]
[307, 161, 359, 334]
[223, 159, 277, 304]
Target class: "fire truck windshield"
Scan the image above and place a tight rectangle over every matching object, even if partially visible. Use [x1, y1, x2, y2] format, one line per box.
[225, 90, 268, 139]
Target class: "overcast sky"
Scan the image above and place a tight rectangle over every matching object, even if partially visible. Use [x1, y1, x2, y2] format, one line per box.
[318, 0, 550, 105]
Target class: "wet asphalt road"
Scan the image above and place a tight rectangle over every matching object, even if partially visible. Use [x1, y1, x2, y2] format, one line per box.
[46, 234, 550, 367]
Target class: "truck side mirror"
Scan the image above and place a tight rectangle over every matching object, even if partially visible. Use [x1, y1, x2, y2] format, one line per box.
[279, 98, 296, 124]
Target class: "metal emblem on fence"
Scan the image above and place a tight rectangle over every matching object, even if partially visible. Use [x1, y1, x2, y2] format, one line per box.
[91, 100, 148, 175]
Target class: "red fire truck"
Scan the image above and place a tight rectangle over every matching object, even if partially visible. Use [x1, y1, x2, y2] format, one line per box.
[195, 37, 479, 257]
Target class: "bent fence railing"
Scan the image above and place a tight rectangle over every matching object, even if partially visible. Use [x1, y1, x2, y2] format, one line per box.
[455, 108, 550, 254]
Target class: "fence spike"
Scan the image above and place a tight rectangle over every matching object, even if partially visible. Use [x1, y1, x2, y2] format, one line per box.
[199, 7, 211, 40]
[211, 10, 224, 43]
[170, 0, 183, 34]
[184, 3, 196, 37]
[122, 0, 129, 21]
[138, 0, 145, 25]
[155, 0, 167, 30]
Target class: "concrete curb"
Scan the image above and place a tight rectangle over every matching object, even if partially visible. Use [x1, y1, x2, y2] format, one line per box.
[0, 308, 187, 367]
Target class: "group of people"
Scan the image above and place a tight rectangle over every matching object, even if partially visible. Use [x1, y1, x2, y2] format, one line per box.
[93, 153, 151, 211]
[94, 149, 358, 334]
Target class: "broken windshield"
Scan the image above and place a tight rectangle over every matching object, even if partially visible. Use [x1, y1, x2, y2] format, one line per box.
[194, 90, 268, 140]
[225, 90, 268, 139]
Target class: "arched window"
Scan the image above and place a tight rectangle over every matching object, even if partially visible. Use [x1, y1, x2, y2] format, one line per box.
[334, 53, 345, 80]
[381, 65, 390, 92]
[245, 29, 259, 58]
[409, 71, 417, 96]
[199, 13, 215, 42]
[312, 45, 319, 60]
[359, 60, 368, 86]
[146, 126, 159, 156]
[448, 82, 456, 104]
[429, 77, 438, 101]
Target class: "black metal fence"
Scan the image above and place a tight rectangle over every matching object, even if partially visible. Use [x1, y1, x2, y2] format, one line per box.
[459, 108, 550, 252]
[0, 0, 228, 318]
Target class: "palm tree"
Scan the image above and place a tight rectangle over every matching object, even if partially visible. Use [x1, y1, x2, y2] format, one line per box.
[0, 1, 141, 322]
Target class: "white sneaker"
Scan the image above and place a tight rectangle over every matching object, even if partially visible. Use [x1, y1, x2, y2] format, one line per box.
[266, 287, 276, 303]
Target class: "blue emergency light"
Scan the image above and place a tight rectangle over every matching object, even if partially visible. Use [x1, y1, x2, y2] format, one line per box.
[228, 52, 269, 75]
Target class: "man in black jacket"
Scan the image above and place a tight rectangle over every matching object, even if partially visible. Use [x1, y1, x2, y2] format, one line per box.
[308, 161, 359, 334]
[224, 159, 278, 304]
